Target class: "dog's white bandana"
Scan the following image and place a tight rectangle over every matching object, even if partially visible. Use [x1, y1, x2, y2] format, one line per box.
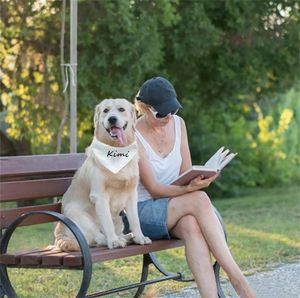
[90, 138, 138, 174]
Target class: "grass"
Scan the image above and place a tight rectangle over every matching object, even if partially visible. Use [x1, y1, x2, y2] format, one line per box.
[215, 187, 300, 270]
[3, 186, 300, 297]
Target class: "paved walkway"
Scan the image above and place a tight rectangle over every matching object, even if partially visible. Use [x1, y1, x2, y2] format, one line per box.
[160, 261, 300, 298]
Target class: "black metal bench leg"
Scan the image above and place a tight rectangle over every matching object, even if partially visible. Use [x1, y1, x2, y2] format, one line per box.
[133, 253, 151, 298]
[0, 211, 92, 298]
[213, 261, 226, 298]
[146, 250, 226, 298]
[0, 280, 5, 298]
[213, 207, 227, 298]
[0, 265, 17, 298]
[76, 261, 93, 298]
[148, 252, 184, 279]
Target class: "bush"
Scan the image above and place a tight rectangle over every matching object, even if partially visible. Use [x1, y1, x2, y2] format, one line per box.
[184, 84, 300, 197]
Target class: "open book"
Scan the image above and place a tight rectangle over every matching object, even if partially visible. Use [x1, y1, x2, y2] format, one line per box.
[171, 147, 237, 186]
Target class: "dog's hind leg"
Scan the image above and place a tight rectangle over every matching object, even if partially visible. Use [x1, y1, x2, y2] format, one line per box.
[55, 207, 106, 250]
[54, 221, 80, 251]
[119, 233, 134, 244]
[67, 209, 107, 247]
[114, 215, 133, 244]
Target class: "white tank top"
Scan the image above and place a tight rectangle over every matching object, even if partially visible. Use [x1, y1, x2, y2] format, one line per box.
[136, 115, 182, 202]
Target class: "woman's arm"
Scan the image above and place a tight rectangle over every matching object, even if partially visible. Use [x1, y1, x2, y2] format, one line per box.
[178, 117, 218, 191]
[138, 117, 217, 199]
[138, 140, 190, 198]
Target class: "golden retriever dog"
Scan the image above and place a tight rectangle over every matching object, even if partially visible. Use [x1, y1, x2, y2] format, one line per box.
[54, 98, 151, 251]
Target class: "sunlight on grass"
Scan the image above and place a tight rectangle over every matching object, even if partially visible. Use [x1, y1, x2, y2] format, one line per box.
[227, 224, 300, 249]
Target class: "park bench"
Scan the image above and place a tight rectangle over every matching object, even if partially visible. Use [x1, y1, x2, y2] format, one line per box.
[0, 154, 227, 297]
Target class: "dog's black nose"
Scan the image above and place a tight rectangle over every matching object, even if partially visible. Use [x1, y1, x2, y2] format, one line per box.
[108, 116, 117, 125]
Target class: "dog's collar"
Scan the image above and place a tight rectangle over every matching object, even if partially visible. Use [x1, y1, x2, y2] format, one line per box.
[90, 138, 138, 174]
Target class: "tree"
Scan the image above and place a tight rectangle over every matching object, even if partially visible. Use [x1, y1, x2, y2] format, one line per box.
[1, 0, 299, 194]
[0, 0, 62, 154]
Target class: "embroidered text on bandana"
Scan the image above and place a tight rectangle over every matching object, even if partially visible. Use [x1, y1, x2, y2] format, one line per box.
[91, 138, 138, 174]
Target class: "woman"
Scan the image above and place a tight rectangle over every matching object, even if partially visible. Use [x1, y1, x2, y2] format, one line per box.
[134, 77, 256, 298]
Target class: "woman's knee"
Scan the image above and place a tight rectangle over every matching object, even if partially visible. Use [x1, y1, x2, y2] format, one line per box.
[191, 191, 214, 215]
[175, 215, 202, 239]
[167, 191, 214, 230]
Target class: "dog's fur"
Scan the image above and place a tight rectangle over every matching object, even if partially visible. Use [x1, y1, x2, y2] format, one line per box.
[54, 98, 151, 251]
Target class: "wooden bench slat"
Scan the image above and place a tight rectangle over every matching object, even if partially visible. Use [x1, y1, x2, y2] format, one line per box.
[0, 154, 85, 180]
[0, 203, 61, 229]
[64, 240, 184, 267]
[0, 177, 72, 202]
[0, 248, 47, 265]
[90, 240, 184, 263]
[0, 240, 184, 268]
[21, 248, 64, 266]
[42, 250, 71, 266]
[62, 251, 83, 267]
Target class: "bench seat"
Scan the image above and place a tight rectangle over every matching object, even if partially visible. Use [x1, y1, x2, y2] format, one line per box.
[0, 240, 183, 268]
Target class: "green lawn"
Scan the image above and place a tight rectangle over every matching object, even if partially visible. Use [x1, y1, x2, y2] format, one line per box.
[3, 187, 300, 297]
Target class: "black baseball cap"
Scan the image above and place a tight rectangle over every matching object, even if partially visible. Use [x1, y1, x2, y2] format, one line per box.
[137, 77, 182, 117]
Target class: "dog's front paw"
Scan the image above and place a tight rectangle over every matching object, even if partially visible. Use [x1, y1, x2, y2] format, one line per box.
[133, 235, 152, 245]
[108, 237, 127, 249]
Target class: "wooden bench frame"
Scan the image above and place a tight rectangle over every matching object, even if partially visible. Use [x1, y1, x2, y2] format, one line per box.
[0, 154, 227, 298]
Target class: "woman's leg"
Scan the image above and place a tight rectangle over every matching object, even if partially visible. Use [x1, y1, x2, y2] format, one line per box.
[170, 215, 218, 298]
[167, 191, 256, 298]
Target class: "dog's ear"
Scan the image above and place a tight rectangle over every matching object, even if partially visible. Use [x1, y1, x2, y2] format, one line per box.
[93, 104, 101, 128]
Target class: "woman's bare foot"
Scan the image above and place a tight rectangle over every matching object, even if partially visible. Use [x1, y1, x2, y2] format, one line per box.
[230, 276, 256, 298]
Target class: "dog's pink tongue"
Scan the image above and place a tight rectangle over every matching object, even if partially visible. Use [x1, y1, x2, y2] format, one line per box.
[111, 127, 127, 145]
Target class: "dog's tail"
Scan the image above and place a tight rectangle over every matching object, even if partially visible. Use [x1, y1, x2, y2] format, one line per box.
[54, 222, 80, 252]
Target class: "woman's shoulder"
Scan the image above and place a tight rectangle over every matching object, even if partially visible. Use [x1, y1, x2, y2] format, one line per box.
[174, 115, 188, 138]
[175, 115, 186, 128]
[175, 114, 184, 122]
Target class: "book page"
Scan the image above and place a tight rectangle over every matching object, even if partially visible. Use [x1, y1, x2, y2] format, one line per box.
[220, 152, 237, 169]
[204, 147, 237, 171]
[204, 147, 224, 170]
[171, 147, 237, 186]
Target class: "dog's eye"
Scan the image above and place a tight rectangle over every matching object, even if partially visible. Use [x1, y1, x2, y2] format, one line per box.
[118, 108, 125, 112]
[103, 108, 109, 113]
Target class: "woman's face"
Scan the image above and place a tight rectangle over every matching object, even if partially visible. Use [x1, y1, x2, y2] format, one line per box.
[146, 106, 174, 126]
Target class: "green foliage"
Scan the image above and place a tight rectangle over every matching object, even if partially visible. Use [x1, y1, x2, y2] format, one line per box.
[0, 0, 63, 153]
[0, 0, 299, 194]
[250, 86, 300, 185]
[186, 85, 300, 197]
[76, 0, 181, 150]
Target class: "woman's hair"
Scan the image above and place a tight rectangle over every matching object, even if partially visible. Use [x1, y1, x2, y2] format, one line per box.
[134, 94, 149, 116]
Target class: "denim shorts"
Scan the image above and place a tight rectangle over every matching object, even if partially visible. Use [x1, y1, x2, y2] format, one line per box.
[122, 198, 171, 240]
[137, 198, 171, 240]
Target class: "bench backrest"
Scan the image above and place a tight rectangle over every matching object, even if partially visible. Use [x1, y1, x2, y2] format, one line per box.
[0, 154, 86, 229]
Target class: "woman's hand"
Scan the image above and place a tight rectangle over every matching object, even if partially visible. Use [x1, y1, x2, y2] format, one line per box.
[186, 173, 219, 192]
